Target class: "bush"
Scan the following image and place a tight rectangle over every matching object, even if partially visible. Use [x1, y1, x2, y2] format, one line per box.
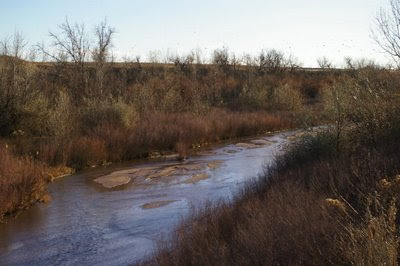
[323, 69, 400, 148]
[47, 90, 75, 138]
[80, 98, 138, 131]
[67, 137, 107, 169]
[271, 83, 304, 111]
[147, 110, 400, 264]
[0, 144, 47, 222]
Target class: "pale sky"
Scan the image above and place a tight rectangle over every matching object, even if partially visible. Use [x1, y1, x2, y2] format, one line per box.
[0, 0, 392, 67]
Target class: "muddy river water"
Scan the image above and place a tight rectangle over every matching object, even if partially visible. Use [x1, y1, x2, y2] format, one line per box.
[0, 130, 297, 265]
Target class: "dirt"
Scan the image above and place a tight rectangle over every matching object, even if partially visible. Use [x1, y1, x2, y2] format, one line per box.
[94, 175, 132, 189]
[184, 173, 210, 184]
[94, 160, 225, 188]
[146, 166, 179, 179]
[207, 161, 223, 169]
[235, 142, 260, 148]
[250, 139, 274, 145]
[141, 200, 177, 209]
[224, 149, 239, 154]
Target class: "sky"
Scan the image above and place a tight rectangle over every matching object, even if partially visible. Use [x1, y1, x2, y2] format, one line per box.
[0, 0, 393, 67]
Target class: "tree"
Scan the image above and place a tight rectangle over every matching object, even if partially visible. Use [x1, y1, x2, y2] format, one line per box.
[36, 18, 90, 98]
[92, 19, 115, 96]
[373, 0, 400, 65]
[317, 57, 333, 69]
[37, 18, 115, 99]
[92, 19, 115, 64]
[45, 18, 90, 68]
[255, 49, 299, 73]
[0, 33, 46, 136]
[168, 52, 195, 74]
[212, 47, 230, 70]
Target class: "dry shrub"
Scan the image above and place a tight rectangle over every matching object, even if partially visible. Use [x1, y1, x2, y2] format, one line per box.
[9, 109, 288, 168]
[322, 69, 400, 148]
[271, 83, 304, 111]
[67, 136, 107, 169]
[47, 90, 75, 138]
[85, 110, 288, 164]
[147, 123, 400, 265]
[0, 144, 47, 222]
[150, 182, 342, 265]
[340, 199, 398, 266]
[175, 141, 189, 160]
[92, 123, 132, 162]
[80, 98, 138, 131]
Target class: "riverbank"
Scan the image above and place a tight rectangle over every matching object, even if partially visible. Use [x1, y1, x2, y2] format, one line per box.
[146, 69, 400, 265]
[0, 42, 329, 224]
[0, 130, 295, 265]
[148, 126, 400, 265]
[0, 115, 297, 223]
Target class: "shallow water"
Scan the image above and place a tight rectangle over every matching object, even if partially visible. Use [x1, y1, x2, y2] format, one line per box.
[0, 130, 295, 265]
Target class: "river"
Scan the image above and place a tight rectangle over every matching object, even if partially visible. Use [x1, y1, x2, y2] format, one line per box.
[0, 130, 296, 265]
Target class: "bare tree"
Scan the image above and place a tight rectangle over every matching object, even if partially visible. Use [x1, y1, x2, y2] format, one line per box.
[37, 18, 116, 98]
[92, 19, 115, 96]
[168, 52, 195, 74]
[212, 47, 230, 71]
[36, 18, 91, 98]
[256, 49, 290, 73]
[230, 52, 241, 71]
[373, 0, 400, 64]
[92, 19, 115, 64]
[344, 57, 378, 70]
[39, 18, 90, 70]
[193, 48, 204, 65]
[317, 56, 333, 69]
[0, 33, 39, 135]
[241, 53, 254, 67]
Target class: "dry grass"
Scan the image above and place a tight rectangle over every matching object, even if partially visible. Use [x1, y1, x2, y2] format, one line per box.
[146, 90, 400, 266]
[13, 110, 289, 169]
[0, 144, 47, 222]
[149, 182, 342, 265]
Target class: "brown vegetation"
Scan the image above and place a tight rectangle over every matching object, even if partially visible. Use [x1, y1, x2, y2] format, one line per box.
[146, 67, 400, 265]
[0, 144, 47, 222]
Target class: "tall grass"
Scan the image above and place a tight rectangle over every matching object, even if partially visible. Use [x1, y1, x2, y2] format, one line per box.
[13, 110, 289, 169]
[146, 69, 400, 265]
[147, 129, 400, 265]
[0, 144, 47, 222]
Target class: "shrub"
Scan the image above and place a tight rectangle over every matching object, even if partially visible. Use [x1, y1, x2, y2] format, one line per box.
[0, 144, 47, 222]
[271, 83, 304, 111]
[47, 90, 75, 138]
[67, 136, 107, 169]
[340, 199, 398, 265]
[80, 98, 138, 131]
[322, 70, 400, 148]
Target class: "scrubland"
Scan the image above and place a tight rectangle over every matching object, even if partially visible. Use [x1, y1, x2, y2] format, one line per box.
[0, 28, 337, 221]
[147, 67, 400, 265]
[2, 15, 400, 265]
